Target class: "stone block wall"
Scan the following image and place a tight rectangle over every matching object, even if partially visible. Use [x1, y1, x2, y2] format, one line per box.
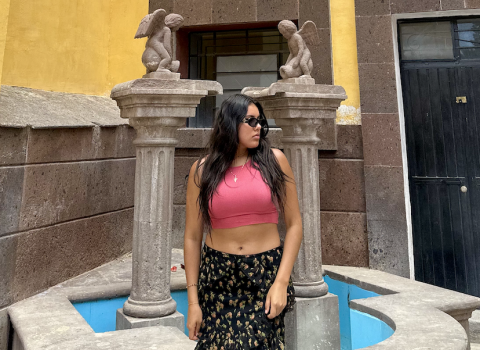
[0, 125, 136, 308]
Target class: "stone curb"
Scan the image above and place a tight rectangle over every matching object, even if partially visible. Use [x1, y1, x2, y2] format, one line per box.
[324, 265, 480, 349]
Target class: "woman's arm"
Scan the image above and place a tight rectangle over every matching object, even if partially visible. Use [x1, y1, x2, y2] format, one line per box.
[184, 160, 205, 340]
[265, 148, 303, 319]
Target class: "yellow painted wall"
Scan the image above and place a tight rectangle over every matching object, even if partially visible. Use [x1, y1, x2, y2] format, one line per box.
[330, 0, 361, 125]
[0, 0, 11, 89]
[1, 0, 147, 96]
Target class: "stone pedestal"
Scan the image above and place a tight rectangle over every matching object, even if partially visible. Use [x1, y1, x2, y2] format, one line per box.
[243, 79, 346, 349]
[111, 75, 222, 327]
[116, 309, 185, 332]
[285, 294, 340, 350]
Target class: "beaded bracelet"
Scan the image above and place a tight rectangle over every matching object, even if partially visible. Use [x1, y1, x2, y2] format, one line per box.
[187, 283, 198, 288]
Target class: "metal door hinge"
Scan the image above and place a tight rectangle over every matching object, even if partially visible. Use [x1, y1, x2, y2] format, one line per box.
[456, 96, 467, 103]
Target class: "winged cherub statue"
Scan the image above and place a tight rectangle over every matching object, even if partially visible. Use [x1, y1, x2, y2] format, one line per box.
[278, 20, 320, 79]
[135, 9, 184, 74]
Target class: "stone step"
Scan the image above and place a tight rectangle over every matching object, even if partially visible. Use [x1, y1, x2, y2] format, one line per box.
[471, 343, 480, 350]
[470, 309, 480, 344]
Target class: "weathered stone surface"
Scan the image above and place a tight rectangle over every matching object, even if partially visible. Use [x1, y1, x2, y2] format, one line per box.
[321, 211, 368, 267]
[285, 294, 340, 350]
[470, 309, 480, 343]
[150, 0, 174, 13]
[114, 125, 136, 158]
[465, 0, 480, 8]
[334, 124, 363, 159]
[27, 127, 96, 163]
[356, 15, 394, 64]
[8, 293, 93, 350]
[441, 0, 465, 10]
[257, 0, 298, 22]
[364, 165, 406, 221]
[367, 219, 410, 278]
[13, 209, 133, 302]
[49, 325, 195, 349]
[176, 128, 211, 149]
[0, 307, 9, 350]
[362, 113, 402, 167]
[390, 0, 441, 13]
[358, 63, 397, 114]
[211, 0, 256, 23]
[0, 236, 17, 308]
[355, 0, 391, 16]
[0, 167, 24, 236]
[319, 159, 366, 212]
[117, 309, 184, 332]
[174, 0, 212, 26]
[299, 0, 329, 28]
[0, 86, 125, 128]
[172, 205, 186, 249]
[19, 159, 135, 230]
[0, 127, 27, 165]
[174, 158, 194, 205]
[304, 29, 332, 85]
[50, 249, 186, 303]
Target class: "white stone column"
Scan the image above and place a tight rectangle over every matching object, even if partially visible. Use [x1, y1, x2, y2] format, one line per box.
[111, 76, 222, 329]
[243, 78, 346, 349]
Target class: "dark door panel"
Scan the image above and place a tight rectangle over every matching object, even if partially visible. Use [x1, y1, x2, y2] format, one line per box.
[402, 64, 480, 297]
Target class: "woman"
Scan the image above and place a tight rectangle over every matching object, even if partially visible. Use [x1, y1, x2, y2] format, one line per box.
[183, 94, 303, 349]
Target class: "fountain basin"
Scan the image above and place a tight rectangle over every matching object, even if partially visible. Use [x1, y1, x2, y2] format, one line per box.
[7, 253, 480, 350]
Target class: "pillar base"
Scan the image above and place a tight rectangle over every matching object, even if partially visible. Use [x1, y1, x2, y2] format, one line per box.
[116, 309, 184, 332]
[285, 293, 340, 350]
[123, 296, 177, 318]
[294, 280, 329, 298]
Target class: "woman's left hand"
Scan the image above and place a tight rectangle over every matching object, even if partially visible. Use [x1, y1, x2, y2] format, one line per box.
[265, 281, 288, 319]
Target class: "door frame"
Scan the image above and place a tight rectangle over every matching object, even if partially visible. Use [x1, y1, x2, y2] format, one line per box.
[391, 9, 480, 280]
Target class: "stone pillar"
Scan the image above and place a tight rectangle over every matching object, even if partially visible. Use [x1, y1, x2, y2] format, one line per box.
[111, 75, 222, 330]
[243, 77, 346, 349]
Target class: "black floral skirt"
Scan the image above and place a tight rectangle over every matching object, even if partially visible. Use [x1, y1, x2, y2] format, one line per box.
[194, 244, 296, 350]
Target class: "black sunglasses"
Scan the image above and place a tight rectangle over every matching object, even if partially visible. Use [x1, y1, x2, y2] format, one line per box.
[242, 116, 267, 128]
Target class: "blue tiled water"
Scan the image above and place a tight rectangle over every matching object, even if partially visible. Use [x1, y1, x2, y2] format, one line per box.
[72, 278, 393, 349]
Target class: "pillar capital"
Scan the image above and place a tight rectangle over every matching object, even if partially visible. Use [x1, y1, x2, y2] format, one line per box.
[243, 81, 346, 150]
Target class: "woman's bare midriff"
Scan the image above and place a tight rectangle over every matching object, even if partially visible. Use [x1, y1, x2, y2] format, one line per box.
[205, 223, 281, 255]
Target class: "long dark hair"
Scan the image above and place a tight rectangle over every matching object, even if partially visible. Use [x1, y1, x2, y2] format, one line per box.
[194, 94, 290, 232]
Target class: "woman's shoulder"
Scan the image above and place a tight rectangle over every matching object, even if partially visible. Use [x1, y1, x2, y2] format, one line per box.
[189, 155, 208, 178]
[271, 148, 287, 163]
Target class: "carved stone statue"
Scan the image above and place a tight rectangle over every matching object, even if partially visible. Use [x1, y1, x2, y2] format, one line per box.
[135, 9, 184, 74]
[278, 20, 320, 79]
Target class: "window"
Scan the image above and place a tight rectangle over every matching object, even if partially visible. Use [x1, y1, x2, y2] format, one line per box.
[399, 17, 480, 61]
[399, 21, 454, 60]
[187, 28, 289, 128]
[456, 18, 480, 59]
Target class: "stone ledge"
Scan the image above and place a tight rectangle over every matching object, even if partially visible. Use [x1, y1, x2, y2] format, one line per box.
[0, 86, 126, 128]
[8, 292, 194, 350]
[324, 265, 480, 349]
[50, 249, 186, 302]
[471, 310, 480, 343]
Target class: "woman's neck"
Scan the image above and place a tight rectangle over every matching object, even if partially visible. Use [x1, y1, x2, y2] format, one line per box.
[232, 149, 249, 167]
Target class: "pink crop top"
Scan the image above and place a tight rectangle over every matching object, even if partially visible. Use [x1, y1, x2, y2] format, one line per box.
[209, 159, 279, 229]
